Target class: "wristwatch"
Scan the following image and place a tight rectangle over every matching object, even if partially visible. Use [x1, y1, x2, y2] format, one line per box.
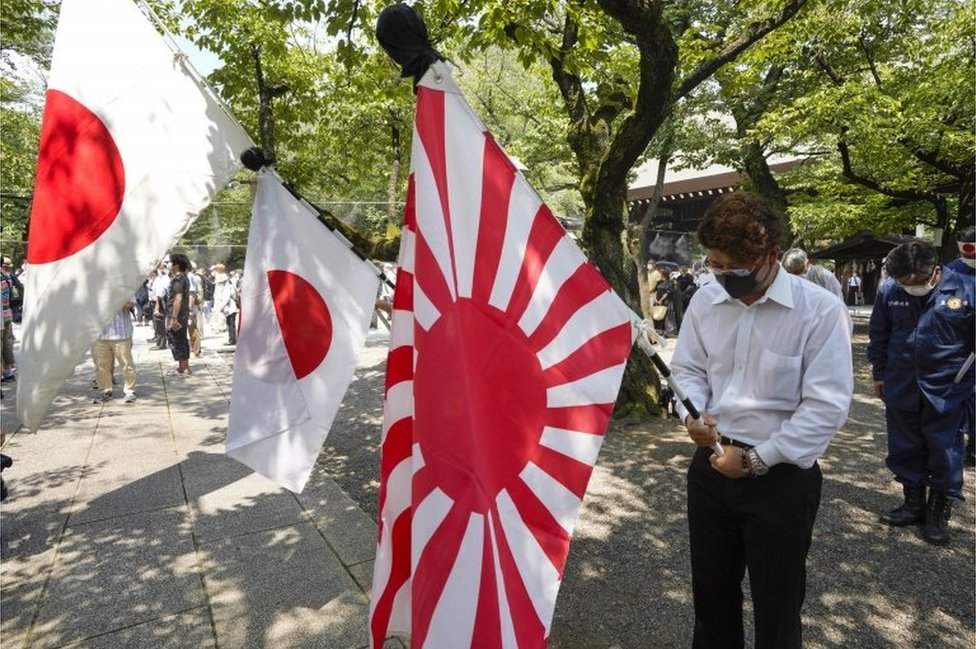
[744, 448, 769, 477]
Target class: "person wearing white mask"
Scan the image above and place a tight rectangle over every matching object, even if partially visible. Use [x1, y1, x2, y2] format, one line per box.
[947, 226, 976, 466]
[868, 239, 975, 546]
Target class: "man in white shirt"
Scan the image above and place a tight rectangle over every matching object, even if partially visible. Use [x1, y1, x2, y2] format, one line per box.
[671, 192, 853, 649]
[847, 271, 863, 306]
[149, 264, 171, 349]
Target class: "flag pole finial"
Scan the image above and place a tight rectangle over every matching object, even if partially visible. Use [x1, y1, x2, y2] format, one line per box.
[241, 147, 270, 171]
[375, 3, 444, 87]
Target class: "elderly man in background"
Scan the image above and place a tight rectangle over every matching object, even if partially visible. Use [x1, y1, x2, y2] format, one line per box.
[781, 248, 844, 301]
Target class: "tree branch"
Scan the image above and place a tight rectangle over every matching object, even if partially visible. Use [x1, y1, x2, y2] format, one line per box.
[900, 138, 969, 179]
[838, 139, 947, 207]
[858, 32, 883, 86]
[547, 13, 587, 125]
[676, 0, 810, 99]
[812, 50, 844, 86]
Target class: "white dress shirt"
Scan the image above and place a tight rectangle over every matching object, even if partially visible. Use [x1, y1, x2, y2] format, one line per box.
[671, 266, 853, 468]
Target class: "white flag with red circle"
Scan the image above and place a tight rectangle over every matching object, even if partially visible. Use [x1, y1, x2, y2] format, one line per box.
[369, 61, 639, 648]
[16, 0, 252, 430]
[226, 171, 380, 493]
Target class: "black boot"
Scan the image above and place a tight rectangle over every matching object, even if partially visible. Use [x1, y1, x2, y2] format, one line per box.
[923, 491, 953, 546]
[880, 484, 927, 526]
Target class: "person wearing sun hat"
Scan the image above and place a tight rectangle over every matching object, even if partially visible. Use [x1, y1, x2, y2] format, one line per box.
[212, 263, 238, 346]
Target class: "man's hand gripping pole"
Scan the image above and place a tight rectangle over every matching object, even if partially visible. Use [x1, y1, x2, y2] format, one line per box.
[636, 321, 724, 456]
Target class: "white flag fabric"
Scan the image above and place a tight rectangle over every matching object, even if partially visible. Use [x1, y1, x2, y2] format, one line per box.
[17, 0, 252, 429]
[226, 172, 380, 493]
[370, 61, 637, 648]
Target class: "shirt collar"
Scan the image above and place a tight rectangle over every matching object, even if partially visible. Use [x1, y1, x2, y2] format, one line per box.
[710, 264, 794, 308]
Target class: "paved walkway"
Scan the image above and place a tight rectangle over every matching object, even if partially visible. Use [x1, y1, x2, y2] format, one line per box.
[1, 308, 973, 649]
[1, 324, 395, 649]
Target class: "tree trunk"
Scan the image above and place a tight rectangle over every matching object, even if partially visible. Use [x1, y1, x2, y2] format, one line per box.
[740, 140, 791, 247]
[386, 117, 402, 222]
[251, 43, 276, 164]
[957, 164, 975, 231]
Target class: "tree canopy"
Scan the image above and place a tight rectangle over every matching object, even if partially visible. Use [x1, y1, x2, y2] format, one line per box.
[1, 0, 973, 409]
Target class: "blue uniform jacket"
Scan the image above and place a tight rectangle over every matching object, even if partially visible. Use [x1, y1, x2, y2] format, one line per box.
[868, 267, 975, 413]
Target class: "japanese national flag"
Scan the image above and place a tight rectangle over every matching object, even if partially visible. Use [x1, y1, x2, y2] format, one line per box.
[369, 61, 638, 648]
[225, 171, 380, 493]
[17, 0, 252, 430]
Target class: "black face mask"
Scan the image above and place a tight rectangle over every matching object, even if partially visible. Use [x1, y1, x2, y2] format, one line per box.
[715, 267, 762, 299]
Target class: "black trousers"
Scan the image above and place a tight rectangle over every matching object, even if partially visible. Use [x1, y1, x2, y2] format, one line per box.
[152, 312, 166, 347]
[225, 313, 237, 344]
[687, 447, 822, 649]
[167, 325, 190, 362]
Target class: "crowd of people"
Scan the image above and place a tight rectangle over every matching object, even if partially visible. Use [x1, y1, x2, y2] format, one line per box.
[0, 253, 244, 409]
[0, 210, 972, 647]
[646, 247, 861, 340]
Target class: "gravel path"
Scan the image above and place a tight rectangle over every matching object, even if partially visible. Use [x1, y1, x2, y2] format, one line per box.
[321, 324, 975, 648]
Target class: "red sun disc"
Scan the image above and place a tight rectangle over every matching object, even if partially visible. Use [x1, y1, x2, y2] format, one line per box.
[267, 269, 333, 380]
[27, 89, 125, 264]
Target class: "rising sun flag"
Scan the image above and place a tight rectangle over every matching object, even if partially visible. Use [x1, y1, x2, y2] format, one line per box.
[368, 23, 640, 645]
[17, 0, 252, 430]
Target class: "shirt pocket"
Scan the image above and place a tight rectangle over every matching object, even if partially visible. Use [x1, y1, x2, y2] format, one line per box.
[759, 348, 803, 402]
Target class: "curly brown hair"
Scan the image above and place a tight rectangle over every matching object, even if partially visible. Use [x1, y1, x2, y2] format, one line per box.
[697, 192, 783, 263]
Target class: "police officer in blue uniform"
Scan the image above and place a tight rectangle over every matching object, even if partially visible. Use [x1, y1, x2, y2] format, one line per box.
[947, 226, 976, 466]
[868, 240, 975, 545]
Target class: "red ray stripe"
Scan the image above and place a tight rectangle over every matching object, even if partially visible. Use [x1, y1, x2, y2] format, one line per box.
[402, 173, 416, 230]
[415, 232, 456, 314]
[506, 205, 565, 325]
[505, 476, 571, 577]
[412, 504, 471, 647]
[415, 86, 460, 292]
[541, 323, 634, 387]
[471, 134, 516, 304]
[471, 520, 503, 649]
[385, 346, 413, 391]
[546, 404, 614, 434]
[489, 507, 548, 649]
[532, 445, 596, 499]
[416, 88, 449, 231]
[411, 465, 442, 507]
[527, 264, 611, 352]
[370, 509, 412, 647]
[379, 420, 413, 494]
[392, 270, 413, 312]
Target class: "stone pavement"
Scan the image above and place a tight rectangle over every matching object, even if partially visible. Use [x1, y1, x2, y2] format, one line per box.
[2, 310, 974, 649]
[0, 323, 397, 649]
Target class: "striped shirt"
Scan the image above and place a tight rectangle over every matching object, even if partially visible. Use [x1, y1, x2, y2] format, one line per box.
[0, 273, 11, 323]
[98, 307, 134, 341]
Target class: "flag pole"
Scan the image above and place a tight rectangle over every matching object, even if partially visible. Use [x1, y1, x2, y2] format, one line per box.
[138, 2, 250, 142]
[239, 147, 397, 293]
[634, 320, 724, 456]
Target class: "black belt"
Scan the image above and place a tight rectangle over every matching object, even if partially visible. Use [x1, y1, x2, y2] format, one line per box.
[720, 436, 753, 450]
